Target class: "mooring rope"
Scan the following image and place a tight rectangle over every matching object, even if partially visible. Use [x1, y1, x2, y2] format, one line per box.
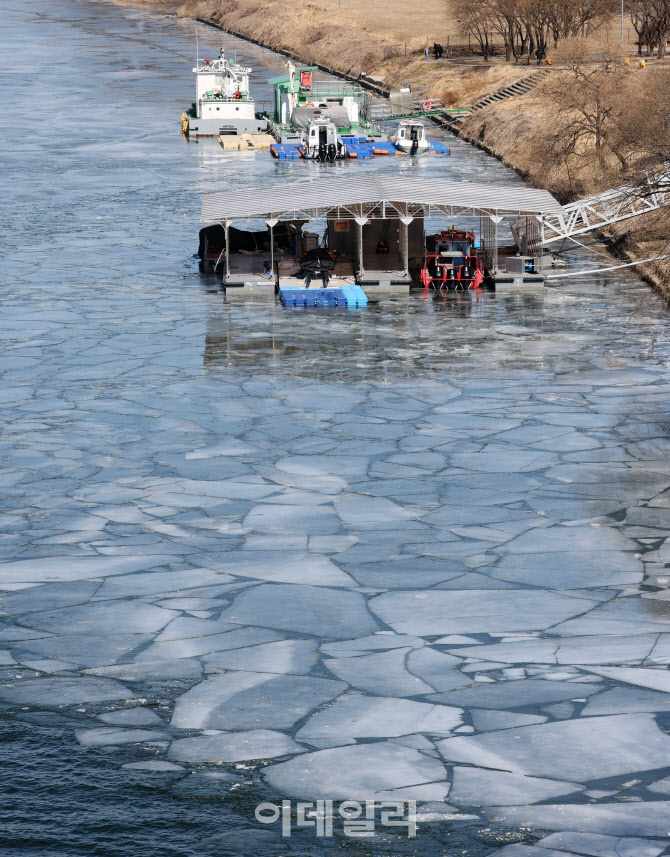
[546, 253, 670, 279]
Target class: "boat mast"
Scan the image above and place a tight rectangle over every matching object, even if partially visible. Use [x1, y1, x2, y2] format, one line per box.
[287, 60, 298, 113]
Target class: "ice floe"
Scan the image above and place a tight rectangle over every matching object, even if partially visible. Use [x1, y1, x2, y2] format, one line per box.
[169, 729, 303, 762]
[324, 648, 434, 696]
[171, 672, 345, 730]
[438, 714, 670, 780]
[220, 584, 380, 638]
[449, 766, 583, 806]
[75, 727, 170, 746]
[295, 692, 462, 739]
[369, 590, 593, 635]
[264, 742, 448, 800]
[0, 677, 136, 706]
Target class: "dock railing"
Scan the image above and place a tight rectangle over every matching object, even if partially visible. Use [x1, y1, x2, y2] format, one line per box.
[300, 80, 365, 98]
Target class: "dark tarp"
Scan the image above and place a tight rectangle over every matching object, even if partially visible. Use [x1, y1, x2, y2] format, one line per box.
[198, 223, 298, 259]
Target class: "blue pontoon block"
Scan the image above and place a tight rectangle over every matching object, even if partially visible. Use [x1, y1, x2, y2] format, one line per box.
[425, 140, 451, 155]
[270, 144, 301, 159]
[338, 286, 368, 306]
[345, 143, 374, 159]
[279, 285, 368, 307]
[366, 141, 398, 156]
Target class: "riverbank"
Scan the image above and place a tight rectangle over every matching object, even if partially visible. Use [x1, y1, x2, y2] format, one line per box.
[456, 81, 670, 299]
[174, 0, 537, 105]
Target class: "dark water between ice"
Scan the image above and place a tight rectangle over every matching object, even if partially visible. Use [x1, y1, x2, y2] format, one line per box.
[3, 1, 670, 855]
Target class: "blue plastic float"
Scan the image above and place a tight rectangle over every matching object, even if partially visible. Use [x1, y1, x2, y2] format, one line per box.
[279, 285, 368, 307]
[270, 140, 450, 160]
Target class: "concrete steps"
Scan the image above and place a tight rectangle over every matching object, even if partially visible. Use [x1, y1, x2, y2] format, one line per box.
[451, 68, 550, 125]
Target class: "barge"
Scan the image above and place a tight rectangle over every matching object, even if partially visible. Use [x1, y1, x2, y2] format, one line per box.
[182, 46, 268, 138]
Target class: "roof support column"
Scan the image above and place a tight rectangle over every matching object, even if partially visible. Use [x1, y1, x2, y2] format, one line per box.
[266, 218, 278, 281]
[400, 214, 413, 277]
[355, 215, 367, 282]
[224, 220, 231, 281]
[489, 215, 503, 277]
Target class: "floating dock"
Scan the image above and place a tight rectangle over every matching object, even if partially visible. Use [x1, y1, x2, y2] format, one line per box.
[270, 139, 451, 160]
[200, 175, 564, 290]
[270, 143, 302, 159]
[220, 133, 275, 150]
[279, 285, 368, 307]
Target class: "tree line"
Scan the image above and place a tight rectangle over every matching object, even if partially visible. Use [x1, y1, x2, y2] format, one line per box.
[453, 0, 670, 61]
[453, 0, 612, 61]
[630, 0, 670, 56]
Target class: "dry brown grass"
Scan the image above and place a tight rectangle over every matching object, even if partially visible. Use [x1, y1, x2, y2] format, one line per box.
[176, 0, 470, 76]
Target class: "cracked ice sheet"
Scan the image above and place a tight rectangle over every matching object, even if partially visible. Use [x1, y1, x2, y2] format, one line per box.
[0, 677, 137, 707]
[21, 601, 179, 637]
[211, 551, 355, 586]
[449, 767, 583, 806]
[324, 648, 437, 696]
[264, 742, 450, 801]
[446, 634, 658, 665]
[369, 590, 594, 635]
[534, 832, 667, 857]
[482, 802, 670, 837]
[295, 692, 463, 740]
[170, 672, 346, 730]
[169, 730, 304, 763]
[0, 555, 176, 585]
[488, 552, 643, 588]
[219, 584, 380, 639]
[437, 714, 670, 781]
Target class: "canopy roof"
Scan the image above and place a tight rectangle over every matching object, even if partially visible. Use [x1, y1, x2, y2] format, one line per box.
[201, 175, 563, 224]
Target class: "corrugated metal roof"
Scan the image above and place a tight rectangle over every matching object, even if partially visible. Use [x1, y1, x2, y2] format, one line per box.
[200, 175, 564, 223]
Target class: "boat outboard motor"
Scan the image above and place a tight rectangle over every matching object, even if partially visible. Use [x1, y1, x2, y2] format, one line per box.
[299, 248, 336, 287]
[327, 142, 336, 161]
[410, 125, 420, 155]
[318, 126, 328, 162]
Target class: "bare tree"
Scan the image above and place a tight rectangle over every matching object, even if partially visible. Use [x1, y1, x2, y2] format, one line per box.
[455, 0, 612, 61]
[542, 40, 628, 178]
[454, 0, 494, 60]
[630, 0, 656, 54]
[648, 0, 670, 57]
[629, 0, 670, 56]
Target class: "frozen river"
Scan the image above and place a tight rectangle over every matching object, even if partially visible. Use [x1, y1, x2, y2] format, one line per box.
[2, 1, 670, 855]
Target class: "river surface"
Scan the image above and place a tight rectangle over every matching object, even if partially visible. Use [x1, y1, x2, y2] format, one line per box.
[3, 1, 670, 855]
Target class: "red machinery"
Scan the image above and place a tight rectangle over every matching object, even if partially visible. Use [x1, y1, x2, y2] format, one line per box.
[420, 228, 485, 290]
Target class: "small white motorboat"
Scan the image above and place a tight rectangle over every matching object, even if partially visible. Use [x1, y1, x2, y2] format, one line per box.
[394, 119, 430, 154]
[298, 117, 347, 161]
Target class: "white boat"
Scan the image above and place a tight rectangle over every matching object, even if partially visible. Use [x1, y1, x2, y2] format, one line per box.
[297, 117, 347, 161]
[394, 119, 430, 154]
[182, 46, 268, 138]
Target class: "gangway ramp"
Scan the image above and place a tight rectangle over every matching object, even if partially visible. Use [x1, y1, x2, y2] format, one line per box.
[543, 172, 670, 244]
